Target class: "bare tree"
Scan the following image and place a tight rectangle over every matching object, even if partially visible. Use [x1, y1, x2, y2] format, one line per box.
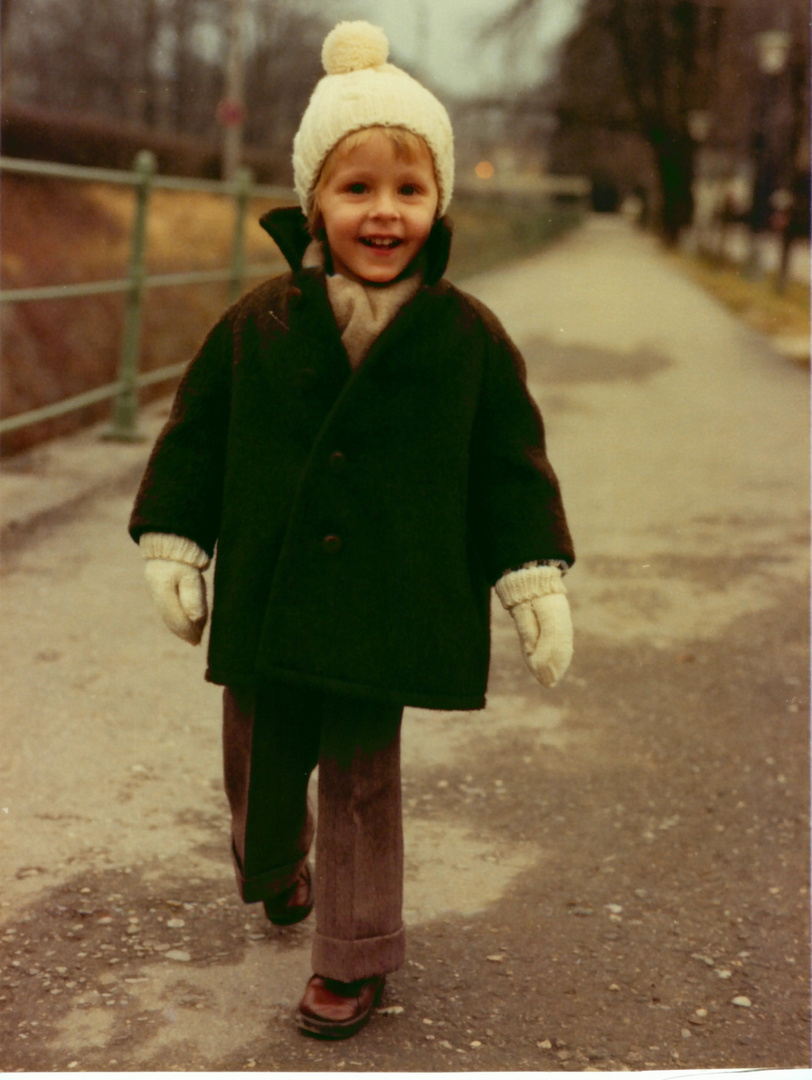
[6, 0, 147, 118]
[168, 0, 202, 132]
[500, 0, 729, 241]
[2, 0, 326, 180]
[141, 0, 161, 127]
[241, 3, 324, 178]
[1, 0, 16, 95]
[490, 0, 809, 245]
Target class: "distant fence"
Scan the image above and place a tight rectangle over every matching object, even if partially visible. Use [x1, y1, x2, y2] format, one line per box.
[0, 153, 295, 440]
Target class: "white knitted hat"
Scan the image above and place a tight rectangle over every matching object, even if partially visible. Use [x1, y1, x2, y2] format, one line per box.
[293, 21, 455, 217]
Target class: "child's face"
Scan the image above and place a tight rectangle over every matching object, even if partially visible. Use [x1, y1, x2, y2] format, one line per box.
[316, 130, 439, 284]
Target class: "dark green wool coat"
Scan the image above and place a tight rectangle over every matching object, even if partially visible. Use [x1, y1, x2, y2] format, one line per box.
[129, 207, 574, 709]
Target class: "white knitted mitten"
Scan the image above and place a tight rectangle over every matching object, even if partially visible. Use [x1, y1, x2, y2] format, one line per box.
[140, 533, 210, 646]
[495, 565, 573, 688]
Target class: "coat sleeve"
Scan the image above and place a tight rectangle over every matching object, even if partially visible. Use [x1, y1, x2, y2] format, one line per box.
[469, 314, 574, 585]
[128, 316, 234, 557]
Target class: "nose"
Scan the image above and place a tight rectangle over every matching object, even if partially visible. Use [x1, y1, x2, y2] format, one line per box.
[370, 189, 399, 219]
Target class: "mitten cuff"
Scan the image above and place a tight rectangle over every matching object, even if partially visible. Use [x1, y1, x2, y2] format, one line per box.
[495, 564, 567, 610]
[139, 532, 210, 569]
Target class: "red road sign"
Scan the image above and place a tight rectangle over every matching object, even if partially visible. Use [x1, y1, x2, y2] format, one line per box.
[217, 100, 245, 127]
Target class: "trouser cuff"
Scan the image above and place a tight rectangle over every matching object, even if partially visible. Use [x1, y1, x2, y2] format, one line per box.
[231, 843, 307, 904]
[312, 924, 405, 982]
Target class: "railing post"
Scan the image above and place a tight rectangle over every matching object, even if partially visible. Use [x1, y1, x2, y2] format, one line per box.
[103, 149, 156, 441]
[229, 166, 253, 303]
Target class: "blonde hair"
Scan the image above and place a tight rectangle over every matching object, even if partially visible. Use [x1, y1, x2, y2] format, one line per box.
[307, 125, 435, 235]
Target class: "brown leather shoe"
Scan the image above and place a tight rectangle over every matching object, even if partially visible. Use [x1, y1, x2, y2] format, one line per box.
[297, 973, 386, 1039]
[263, 863, 313, 926]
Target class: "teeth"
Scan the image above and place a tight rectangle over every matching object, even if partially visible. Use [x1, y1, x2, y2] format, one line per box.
[362, 237, 400, 248]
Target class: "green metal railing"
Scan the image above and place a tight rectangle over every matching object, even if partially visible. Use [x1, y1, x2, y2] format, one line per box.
[0, 152, 295, 440]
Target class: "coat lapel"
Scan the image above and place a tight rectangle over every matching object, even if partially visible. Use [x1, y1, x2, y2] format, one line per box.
[259, 206, 312, 271]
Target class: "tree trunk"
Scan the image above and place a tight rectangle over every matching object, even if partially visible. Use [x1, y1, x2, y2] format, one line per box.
[0, 0, 13, 97]
[651, 132, 696, 246]
[171, 0, 195, 132]
[142, 0, 160, 127]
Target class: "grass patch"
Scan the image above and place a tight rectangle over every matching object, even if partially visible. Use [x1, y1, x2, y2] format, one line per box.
[447, 194, 584, 280]
[670, 247, 810, 364]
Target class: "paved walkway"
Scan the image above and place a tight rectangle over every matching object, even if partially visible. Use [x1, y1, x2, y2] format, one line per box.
[1, 216, 808, 1071]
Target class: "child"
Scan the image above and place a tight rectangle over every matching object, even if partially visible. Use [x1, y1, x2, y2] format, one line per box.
[129, 20, 574, 1040]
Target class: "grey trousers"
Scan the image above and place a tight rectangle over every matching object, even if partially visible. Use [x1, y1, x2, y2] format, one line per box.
[222, 680, 405, 982]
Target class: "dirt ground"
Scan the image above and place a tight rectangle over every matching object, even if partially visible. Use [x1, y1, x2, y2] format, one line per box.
[0, 216, 809, 1071]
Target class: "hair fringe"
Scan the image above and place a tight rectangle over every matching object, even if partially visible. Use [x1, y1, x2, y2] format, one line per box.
[307, 126, 432, 234]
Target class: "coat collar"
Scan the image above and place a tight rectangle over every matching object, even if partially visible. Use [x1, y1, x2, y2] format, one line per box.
[258, 206, 453, 287]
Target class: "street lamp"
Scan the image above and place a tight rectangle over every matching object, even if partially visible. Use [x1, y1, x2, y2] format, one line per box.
[747, 29, 790, 276]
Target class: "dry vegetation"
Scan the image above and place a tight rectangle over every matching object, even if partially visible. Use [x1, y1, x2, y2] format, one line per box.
[1, 175, 287, 453]
[671, 249, 810, 363]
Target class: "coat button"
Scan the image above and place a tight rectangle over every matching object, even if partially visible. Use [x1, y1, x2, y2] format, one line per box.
[322, 534, 342, 554]
[329, 450, 346, 472]
[300, 367, 317, 389]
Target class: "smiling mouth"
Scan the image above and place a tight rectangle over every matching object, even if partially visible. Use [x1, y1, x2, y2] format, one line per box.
[360, 237, 402, 249]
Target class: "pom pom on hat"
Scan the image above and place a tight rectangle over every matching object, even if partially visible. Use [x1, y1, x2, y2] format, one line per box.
[322, 21, 389, 74]
[292, 20, 455, 218]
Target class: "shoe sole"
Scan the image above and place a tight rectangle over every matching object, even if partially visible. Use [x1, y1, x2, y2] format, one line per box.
[297, 976, 385, 1039]
[266, 900, 314, 927]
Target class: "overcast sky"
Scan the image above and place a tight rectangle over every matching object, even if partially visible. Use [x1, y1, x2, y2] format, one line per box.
[307, 0, 582, 99]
